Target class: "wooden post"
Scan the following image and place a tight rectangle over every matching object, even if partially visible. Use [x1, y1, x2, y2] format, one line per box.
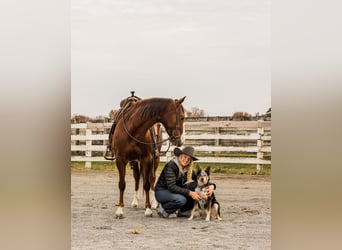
[256, 120, 264, 174]
[165, 151, 172, 163]
[215, 127, 220, 146]
[85, 127, 92, 169]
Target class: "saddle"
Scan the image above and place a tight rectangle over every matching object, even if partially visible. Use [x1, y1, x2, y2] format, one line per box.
[103, 91, 160, 160]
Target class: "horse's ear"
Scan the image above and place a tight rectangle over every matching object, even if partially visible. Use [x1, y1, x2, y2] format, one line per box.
[175, 96, 186, 106]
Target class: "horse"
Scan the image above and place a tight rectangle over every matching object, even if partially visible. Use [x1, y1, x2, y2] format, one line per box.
[112, 96, 186, 218]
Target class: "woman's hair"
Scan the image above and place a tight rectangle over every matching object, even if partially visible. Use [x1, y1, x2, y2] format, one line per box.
[177, 155, 193, 183]
[186, 161, 193, 183]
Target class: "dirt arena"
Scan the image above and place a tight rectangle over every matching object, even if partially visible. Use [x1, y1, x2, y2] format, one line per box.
[71, 169, 271, 250]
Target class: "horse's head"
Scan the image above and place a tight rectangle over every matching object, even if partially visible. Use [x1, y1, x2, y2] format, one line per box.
[164, 96, 186, 147]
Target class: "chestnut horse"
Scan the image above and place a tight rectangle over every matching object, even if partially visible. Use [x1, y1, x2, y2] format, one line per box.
[112, 97, 186, 218]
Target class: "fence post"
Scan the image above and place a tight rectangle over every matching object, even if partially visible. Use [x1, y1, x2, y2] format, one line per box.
[215, 127, 220, 146]
[165, 151, 172, 163]
[256, 120, 264, 174]
[85, 127, 92, 169]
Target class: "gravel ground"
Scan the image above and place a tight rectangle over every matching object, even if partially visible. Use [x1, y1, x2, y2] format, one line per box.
[71, 169, 271, 250]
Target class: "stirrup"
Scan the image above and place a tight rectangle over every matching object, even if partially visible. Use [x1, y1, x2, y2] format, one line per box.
[103, 146, 115, 160]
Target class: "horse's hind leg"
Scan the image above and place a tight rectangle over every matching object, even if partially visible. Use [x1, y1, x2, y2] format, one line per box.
[149, 190, 158, 210]
[130, 161, 140, 208]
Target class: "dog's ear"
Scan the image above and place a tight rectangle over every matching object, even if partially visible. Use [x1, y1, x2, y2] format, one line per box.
[196, 165, 202, 175]
[205, 166, 211, 175]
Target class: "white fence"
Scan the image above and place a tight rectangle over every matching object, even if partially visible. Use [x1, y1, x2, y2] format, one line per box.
[71, 120, 271, 168]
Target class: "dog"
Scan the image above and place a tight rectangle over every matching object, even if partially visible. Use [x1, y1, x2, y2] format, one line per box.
[188, 166, 222, 221]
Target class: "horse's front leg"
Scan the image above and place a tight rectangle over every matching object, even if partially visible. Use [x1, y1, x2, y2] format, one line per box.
[149, 172, 158, 210]
[143, 179, 153, 217]
[149, 159, 159, 209]
[140, 161, 153, 217]
[130, 161, 140, 208]
[115, 162, 126, 219]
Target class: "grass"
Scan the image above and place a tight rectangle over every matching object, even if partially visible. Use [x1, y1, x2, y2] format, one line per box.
[71, 161, 271, 175]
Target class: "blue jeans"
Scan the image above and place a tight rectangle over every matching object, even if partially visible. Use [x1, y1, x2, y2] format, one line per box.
[155, 188, 194, 214]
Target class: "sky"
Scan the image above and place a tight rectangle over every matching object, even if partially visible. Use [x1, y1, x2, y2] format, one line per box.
[71, 0, 270, 118]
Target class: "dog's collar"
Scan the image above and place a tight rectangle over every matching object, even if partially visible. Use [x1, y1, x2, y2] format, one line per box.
[198, 181, 211, 190]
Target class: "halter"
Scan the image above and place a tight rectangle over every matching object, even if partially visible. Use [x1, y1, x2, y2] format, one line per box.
[168, 102, 183, 142]
[121, 100, 183, 146]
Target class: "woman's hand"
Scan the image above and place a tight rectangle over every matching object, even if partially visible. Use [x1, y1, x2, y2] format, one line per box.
[205, 185, 215, 197]
[189, 191, 201, 201]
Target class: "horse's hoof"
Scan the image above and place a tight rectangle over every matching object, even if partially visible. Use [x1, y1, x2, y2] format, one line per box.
[115, 214, 123, 219]
[115, 207, 124, 219]
[115, 212, 124, 219]
[144, 208, 153, 217]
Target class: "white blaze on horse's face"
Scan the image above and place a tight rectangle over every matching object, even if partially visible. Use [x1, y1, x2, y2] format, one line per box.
[173, 121, 185, 146]
[170, 96, 186, 146]
[179, 108, 187, 145]
[180, 123, 185, 145]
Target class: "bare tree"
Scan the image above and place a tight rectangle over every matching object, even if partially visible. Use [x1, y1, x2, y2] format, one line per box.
[186, 107, 206, 117]
[108, 109, 118, 120]
[71, 114, 90, 123]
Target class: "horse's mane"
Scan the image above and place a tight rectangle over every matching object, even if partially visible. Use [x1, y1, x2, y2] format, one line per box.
[126, 98, 172, 121]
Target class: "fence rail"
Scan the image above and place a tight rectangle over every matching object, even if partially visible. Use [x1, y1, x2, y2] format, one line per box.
[71, 120, 271, 168]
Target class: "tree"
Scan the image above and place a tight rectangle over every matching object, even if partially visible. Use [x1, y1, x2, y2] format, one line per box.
[108, 109, 118, 120]
[186, 107, 206, 117]
[71, 114, 90, 123]
[232, 112, 252, 121]
[265, 107, 271, 117]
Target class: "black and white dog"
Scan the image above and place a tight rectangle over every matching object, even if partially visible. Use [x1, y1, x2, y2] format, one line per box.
[188, 166, 222, 221]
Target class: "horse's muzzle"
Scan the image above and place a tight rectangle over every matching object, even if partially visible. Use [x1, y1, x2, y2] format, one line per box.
[171, 136, 184, 147]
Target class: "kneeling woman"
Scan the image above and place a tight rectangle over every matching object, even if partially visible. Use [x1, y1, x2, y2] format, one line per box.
[155, 146, 216, 218]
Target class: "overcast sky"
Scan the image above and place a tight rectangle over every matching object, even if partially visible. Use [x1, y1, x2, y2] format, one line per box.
[71, 0, 270, 117]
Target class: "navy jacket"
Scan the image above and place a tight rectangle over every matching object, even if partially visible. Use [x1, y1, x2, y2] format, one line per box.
[155, 160, 215, 196]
